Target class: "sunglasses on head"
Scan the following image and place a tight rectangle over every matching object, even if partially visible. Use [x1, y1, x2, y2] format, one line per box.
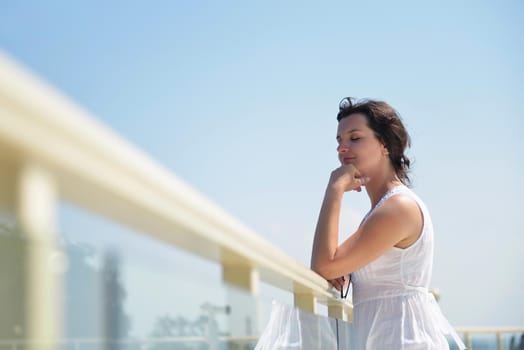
[338, 97, 355, 111]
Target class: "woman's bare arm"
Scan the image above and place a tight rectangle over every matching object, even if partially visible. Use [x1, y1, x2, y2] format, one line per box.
[312, 194, 420, 280]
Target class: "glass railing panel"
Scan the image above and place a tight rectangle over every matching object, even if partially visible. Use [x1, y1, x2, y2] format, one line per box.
[59, 201, 232, 349]
[221, 284, 258, 350]
[448, 335, 466, 350]
[257, 281, 293, 331]
[337, 317, 355, 349]
[1, 204, 355, 349]
[470, 333, 497, 350]
[506, 332, 524, 349]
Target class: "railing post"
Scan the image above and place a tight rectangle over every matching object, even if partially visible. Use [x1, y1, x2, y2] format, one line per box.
[223, 265, 259, 294]
[327, 303, 344, 320]
[497, 332, 503, 350]
[294, 293, 316, 314]
[16, 162, 62, 350]
[223, 264, 259, 347]
[346, 306, 353, 322]
[464, 332, 471, 350]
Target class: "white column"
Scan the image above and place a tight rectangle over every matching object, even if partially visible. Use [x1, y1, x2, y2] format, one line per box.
[17, 162, 62, 350]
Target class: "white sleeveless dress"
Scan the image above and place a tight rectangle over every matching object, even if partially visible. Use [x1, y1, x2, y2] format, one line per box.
[350, 185, 465, 350]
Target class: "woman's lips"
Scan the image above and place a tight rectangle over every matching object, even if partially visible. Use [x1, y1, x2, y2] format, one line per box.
[342, 157, 355, 164]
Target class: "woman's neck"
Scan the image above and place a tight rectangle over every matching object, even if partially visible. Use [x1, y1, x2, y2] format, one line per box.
[365, 174, 403, 208]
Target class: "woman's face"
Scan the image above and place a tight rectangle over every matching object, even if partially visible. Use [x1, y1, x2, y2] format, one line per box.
[336, 113, 387, 176]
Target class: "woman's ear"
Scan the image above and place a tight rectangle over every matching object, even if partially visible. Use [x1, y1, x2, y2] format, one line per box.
[381, 143, 389, 156]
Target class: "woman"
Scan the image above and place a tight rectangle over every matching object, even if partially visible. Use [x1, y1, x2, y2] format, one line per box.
[311, 97, 465, 349]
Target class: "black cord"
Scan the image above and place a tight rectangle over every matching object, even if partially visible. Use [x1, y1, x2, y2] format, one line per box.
[336, 319, 340, 350]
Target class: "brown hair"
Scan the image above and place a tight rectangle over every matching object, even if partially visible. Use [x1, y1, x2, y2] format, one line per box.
[337, 97, 412, 185]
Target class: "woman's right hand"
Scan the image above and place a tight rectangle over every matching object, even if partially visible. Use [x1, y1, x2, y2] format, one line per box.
[328, 164, 368, 193]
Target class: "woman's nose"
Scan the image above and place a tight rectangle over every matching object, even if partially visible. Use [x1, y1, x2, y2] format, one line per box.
[337, 143, 349, 153]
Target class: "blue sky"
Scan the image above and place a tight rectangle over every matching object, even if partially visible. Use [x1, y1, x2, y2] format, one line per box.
[2, 0, 523, 331]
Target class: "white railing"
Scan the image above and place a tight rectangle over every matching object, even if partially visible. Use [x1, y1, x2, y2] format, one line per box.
[455, 327, 524, 350]
[0, 51, 351, 349]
